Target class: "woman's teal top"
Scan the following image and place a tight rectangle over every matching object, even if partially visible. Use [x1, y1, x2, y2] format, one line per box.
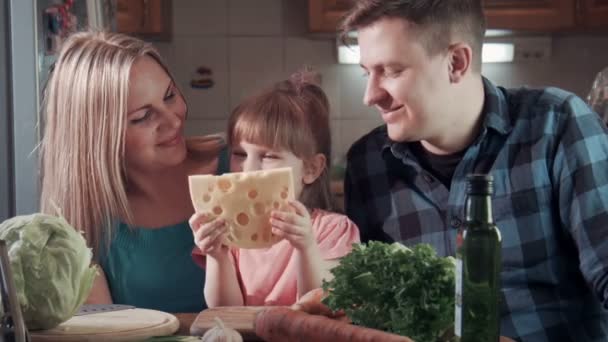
[100, 147, 229, 313]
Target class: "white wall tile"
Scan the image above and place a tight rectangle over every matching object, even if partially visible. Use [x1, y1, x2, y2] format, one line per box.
[282, 0, 308, 37]
[173, 0, 228, 36]
[229, 37, 285, 73]
[329, 119, 343, 165]
[283, 38, 341, 120]
[317, 66, 341, 119]
[335, 119, 384, 161]
[229, 37, 286, 108]
[483, 35, 608, 98]
[229, 0, 282, 36]
[284, 37, 335, 71]
[337, 65, 378, 119]
[152, 42, 175, 67]
[171, 37, 230, 120]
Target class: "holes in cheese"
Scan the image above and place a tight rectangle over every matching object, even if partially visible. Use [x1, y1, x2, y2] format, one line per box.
[236, 212, 250, 226]
[218, 179, 232, 192]
[189, 167, 295, 249]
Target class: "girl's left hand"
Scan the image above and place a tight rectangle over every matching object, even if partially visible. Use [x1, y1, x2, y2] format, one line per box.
[270, 200, 314, 251]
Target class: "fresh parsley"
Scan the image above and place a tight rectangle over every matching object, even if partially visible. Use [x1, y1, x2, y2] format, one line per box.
[322, 242, 456, 342]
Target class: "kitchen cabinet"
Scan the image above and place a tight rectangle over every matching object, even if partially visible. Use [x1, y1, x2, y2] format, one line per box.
[308, 0, 351, 33]
[483, 0, 575, 31]
[116, 0, 172, 40]
[308, 0, 608, 33]
[579, 0, 608, 28]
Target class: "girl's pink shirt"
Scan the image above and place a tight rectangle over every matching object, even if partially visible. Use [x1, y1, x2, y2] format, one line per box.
[192, 209, 360, 306]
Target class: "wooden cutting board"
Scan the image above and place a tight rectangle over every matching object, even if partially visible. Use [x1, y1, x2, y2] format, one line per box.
[30, 308, 179, 342]
[190, 306, 281, 341]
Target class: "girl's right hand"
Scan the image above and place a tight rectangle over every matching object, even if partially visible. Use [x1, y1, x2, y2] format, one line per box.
[189, 213, 229, 259]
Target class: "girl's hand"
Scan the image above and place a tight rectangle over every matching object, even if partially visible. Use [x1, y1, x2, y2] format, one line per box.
[189, 212, 229, 259]
[270, 200, 314, 251]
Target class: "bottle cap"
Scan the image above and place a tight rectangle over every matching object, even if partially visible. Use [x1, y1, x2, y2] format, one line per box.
[466, 173, 494, 195]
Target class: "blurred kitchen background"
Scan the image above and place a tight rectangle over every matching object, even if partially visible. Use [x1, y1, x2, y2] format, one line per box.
[1, 0, 608, 219]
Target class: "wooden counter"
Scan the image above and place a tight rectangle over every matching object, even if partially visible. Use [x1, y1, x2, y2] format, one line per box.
[175, 313, 197, 335]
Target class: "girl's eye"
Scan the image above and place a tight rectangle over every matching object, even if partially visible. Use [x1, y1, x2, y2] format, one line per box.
[263, 154, 280, 160]
[130, 110, 152, 124]
[232, 151, 246, 158]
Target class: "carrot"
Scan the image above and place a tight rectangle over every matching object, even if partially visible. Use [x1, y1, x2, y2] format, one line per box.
[291, 287, 325, 312]
[291, 288, 346, 319]
[254, 307, 413, 342]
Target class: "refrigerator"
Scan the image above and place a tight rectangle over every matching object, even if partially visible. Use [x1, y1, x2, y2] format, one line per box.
[0, 0, 115, 221]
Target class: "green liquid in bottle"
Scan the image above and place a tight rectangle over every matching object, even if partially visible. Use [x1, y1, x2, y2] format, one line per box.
[455, 174, 502, 342]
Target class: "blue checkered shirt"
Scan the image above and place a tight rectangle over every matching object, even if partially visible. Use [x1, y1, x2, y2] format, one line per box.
[345, 78, 608, 341]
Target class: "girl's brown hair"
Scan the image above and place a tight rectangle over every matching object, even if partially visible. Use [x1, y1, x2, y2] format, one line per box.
[228, 70, 334, 211]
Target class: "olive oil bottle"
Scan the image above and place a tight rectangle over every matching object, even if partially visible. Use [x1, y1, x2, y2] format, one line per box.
[455, 174, 502, 342]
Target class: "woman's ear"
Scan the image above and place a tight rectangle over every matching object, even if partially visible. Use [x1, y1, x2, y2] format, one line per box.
[447, 42, 472, 83]
[302, 153, 327, 185]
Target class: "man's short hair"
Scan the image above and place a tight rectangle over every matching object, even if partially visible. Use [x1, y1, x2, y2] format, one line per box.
[341, 0, 486, 71]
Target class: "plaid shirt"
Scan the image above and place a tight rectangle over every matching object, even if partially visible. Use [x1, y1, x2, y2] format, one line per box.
[345, 78, 608, 342]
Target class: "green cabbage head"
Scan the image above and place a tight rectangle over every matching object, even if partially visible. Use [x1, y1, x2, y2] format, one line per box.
[0, 213, 97, 330]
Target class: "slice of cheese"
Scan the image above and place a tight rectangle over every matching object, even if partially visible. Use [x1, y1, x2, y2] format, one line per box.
[189, 167, 295, 249]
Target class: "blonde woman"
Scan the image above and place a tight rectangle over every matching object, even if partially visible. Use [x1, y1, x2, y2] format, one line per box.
[40, 31, 229, 313]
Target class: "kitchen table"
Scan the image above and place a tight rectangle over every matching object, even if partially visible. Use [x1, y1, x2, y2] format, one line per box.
[174, 313, 197, 336]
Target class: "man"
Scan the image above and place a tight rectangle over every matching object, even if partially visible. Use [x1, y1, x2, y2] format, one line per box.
[342, 1, 608, 341]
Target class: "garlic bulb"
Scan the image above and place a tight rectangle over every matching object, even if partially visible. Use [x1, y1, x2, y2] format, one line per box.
[201, 317, 243, 342]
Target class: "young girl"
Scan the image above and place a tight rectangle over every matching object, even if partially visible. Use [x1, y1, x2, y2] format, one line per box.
[189, 70, 360, 307]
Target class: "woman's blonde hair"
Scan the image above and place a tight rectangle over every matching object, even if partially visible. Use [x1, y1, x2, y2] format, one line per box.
[228, 69, 334, 211]
[40, 31, 220, 258]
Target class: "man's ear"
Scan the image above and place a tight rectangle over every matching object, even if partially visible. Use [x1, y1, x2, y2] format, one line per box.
[447, 42, 473, 84]
[303, 153, 327, 185]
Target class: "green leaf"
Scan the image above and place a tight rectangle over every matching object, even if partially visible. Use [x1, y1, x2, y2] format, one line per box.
[323, 242, 455, 342]
[0, 214, 97, 330]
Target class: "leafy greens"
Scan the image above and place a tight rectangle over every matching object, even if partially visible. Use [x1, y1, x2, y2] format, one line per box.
[0, 214, 97, 330]
[322, 242, 455, 342]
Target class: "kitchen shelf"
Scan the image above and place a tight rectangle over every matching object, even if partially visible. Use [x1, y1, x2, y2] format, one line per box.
[116, 0, 172, 40]
[308, 0, 608, 33]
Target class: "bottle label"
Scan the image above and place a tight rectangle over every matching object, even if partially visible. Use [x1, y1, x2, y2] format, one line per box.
[455, 258, 463, 337]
